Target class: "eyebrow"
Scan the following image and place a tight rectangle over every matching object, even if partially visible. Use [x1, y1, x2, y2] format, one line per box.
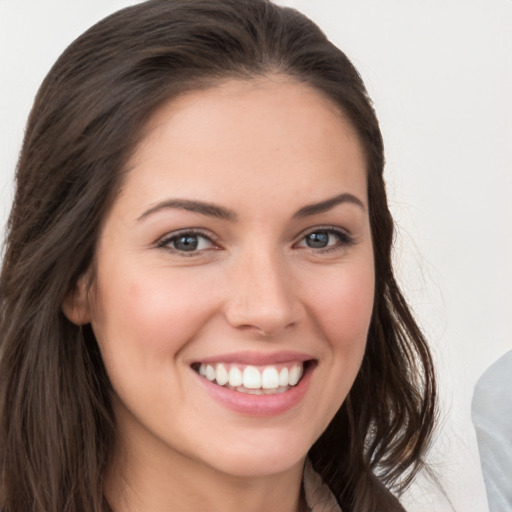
[137, 192, 365, 223]
[292, 193, 366, 218]
[137, 199, 238, 222]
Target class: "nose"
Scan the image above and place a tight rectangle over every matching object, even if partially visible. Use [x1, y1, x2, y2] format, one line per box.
[224, 248, 303, 337]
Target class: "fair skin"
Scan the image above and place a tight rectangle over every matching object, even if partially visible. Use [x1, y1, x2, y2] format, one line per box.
[65, 76, 375, 512]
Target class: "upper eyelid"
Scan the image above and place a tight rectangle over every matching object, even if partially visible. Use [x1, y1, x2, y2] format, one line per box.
[293, 226, 355, 250]
[295, 225, 352, 240]
[154, 225, 353, 248]
[156, 229, 219, 247]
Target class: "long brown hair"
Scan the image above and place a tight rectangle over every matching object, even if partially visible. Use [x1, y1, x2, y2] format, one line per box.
[0, 1, 436, 511]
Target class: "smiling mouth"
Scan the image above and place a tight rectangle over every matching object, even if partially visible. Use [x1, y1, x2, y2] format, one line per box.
[192, 361, 312, 395]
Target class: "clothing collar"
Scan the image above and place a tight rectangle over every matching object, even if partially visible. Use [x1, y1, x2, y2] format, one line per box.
[303, 459, 342, 512]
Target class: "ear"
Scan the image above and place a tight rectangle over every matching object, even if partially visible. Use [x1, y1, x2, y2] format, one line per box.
[62, 270, 93, 325]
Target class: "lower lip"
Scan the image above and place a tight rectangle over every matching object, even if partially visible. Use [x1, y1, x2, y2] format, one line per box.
[195, 365, 314, 416]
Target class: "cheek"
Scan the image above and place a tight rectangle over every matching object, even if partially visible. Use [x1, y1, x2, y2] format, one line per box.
[299, 259, 374, 434]
[90, 265, 220, 363]
[307, 262, 375, 351]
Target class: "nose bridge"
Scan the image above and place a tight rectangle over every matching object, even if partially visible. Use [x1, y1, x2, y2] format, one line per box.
[225, 241, 300, 335]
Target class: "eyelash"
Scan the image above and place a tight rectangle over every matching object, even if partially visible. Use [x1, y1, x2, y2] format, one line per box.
[156, 227, 355, 255]
[156, 230, 220, 256]
[295, 226, 355, 254]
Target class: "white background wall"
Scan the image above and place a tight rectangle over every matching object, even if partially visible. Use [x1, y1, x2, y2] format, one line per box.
[1, 1, 510, 511]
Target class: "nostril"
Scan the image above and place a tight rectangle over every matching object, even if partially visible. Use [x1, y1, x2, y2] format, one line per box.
[225, 310, 299, 338]
[223, 269, 302, 335]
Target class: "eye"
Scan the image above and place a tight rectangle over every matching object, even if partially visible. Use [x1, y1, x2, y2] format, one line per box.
[295, 228, 354, 252]
[158, 231, 216, 253]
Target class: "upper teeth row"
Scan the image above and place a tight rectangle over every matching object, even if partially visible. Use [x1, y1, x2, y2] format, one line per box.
[198, 363, 304, 390]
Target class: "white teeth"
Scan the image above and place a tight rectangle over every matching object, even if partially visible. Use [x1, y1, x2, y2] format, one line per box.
[261, 367, 279, 389]
[228, 366, 243, 387]
[288, 365, 303, 386]
[197, 362, 305, 391]
[215, 363, 229, 386]
[278, 367, 289, 387]
[206, 364, 215, 382]
[243, 366, 261, 389]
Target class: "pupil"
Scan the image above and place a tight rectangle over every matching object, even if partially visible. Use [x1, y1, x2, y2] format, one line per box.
[306, 232, 329, 248]
[175, 235, 198, 251]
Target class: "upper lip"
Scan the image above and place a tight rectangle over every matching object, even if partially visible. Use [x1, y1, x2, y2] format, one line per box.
[190, 350, 315, 366]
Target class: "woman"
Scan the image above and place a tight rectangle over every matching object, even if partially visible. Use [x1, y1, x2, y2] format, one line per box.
[0, 1, 436, 511]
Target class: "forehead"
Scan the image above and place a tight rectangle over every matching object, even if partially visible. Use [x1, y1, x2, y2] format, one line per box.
[121, 76, 368, 216]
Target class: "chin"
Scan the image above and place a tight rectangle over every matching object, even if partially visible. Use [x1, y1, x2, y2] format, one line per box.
[196, 429, 313, 479]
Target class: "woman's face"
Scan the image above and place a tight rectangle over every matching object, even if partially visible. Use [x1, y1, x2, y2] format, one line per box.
[70, 77, 375, 479]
